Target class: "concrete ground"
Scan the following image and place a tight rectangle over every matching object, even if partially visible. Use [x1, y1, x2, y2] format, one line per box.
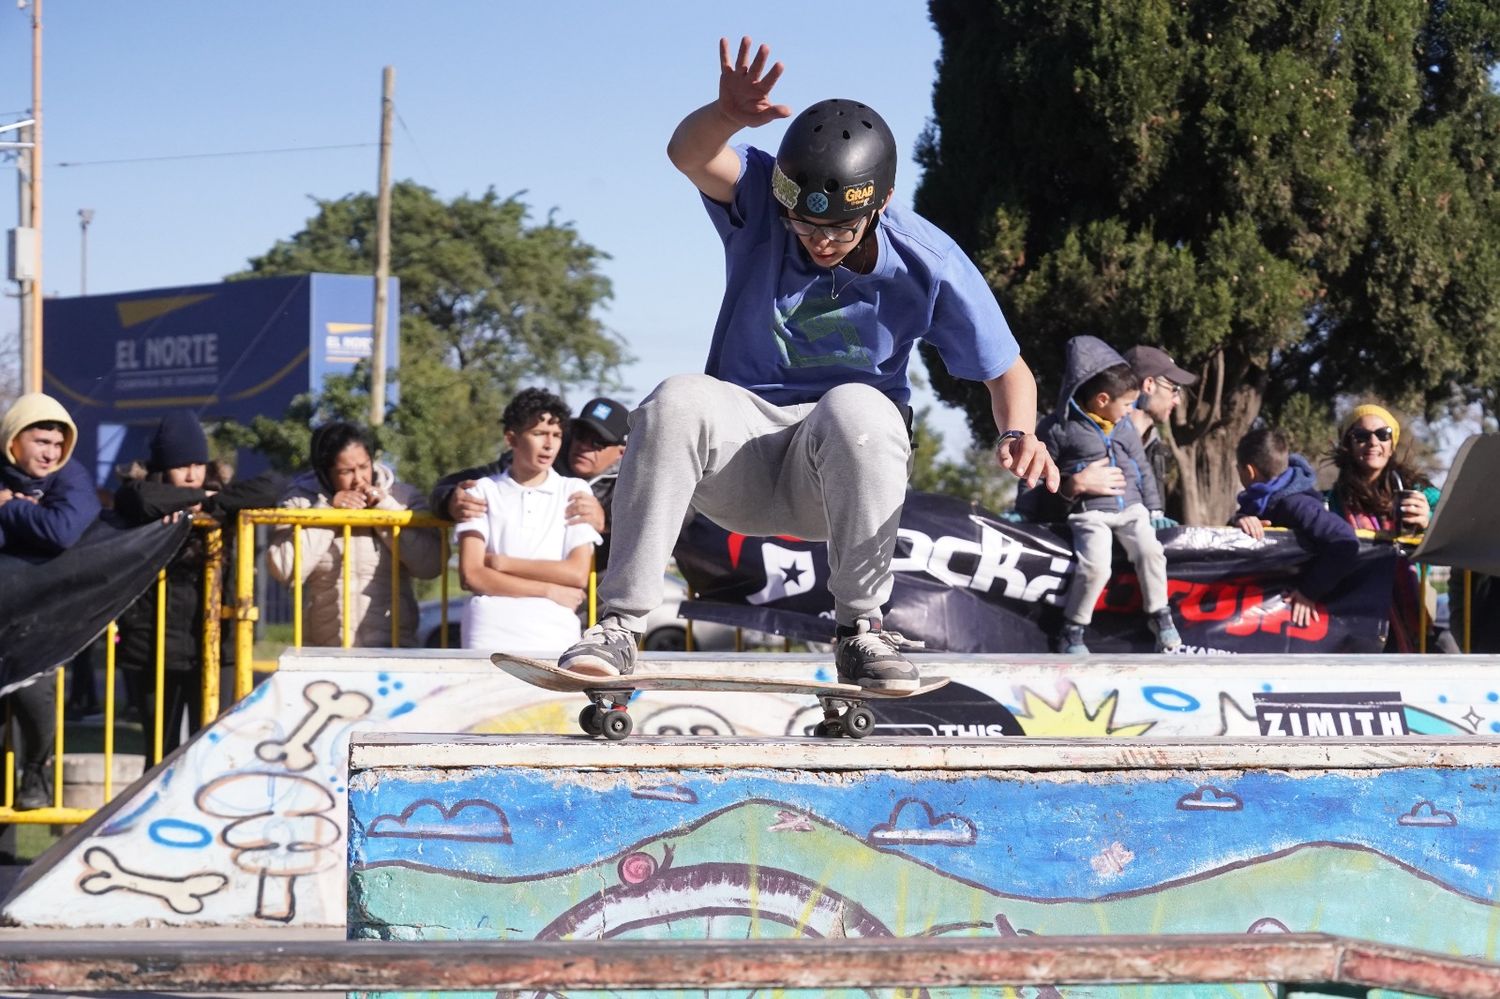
[0, 909, 344, 998]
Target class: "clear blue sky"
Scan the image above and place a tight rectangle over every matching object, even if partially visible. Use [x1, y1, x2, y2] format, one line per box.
[1, 2, 979, 450]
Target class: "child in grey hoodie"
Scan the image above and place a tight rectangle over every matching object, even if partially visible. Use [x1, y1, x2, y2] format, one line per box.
[1037, 336, 1181, 654]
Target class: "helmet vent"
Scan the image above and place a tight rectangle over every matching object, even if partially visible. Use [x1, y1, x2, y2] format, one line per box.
[841, 130, 851, 140]
[813, 124, 823, 133]
[824, 180, 839, 193]
[861, 120, 873, 129]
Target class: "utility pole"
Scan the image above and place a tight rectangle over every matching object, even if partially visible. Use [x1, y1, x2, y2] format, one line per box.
[24, 0, 43, 394]
[78, 209, 93, 295]
[369, 65, 394, 428]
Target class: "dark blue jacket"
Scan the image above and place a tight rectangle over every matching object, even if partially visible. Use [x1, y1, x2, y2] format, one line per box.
[1234, 454, 1359, 600]
[0, 457, 101, 562]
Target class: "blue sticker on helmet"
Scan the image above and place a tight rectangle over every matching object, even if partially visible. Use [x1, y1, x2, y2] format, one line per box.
[807, 192, 829, 214]
[591, 402, 612, 419]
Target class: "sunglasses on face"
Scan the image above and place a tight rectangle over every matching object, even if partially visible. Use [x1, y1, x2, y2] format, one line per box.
[1348, 426, 1394, 444]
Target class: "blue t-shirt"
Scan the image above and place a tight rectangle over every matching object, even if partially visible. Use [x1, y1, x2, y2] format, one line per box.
[701, 145, 1020, 406]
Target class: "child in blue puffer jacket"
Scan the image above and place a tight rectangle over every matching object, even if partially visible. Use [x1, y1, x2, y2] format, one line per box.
[1233, 427, 1361, 627]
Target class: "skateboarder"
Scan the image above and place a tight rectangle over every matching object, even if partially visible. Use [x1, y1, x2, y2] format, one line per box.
[559, 36, 1058, 690]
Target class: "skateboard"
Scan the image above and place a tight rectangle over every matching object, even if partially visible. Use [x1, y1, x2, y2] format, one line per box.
[491, 652, 949, 741]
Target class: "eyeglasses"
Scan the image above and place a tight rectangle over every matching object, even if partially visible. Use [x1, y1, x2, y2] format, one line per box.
[1348, 426, 1394, 444]
[780, 215, 865, 243]
[1157, 378, 1181, 397]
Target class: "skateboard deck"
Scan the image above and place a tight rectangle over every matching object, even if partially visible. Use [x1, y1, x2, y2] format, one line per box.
[491, 652, 948, 740]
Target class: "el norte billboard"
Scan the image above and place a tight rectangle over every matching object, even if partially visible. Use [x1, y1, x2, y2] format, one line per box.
[42, 273, 398, 481]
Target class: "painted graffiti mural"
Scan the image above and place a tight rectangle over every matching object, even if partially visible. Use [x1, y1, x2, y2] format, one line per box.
[9, 649, 1500, 928]
[349, 757, 1500, 998]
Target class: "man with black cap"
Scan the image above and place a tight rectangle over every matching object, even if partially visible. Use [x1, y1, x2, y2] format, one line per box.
[431, 396, 629, 568]
[1038, 345, 1200, 522]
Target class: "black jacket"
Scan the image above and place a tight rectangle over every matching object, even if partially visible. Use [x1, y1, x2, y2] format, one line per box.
[114, 473, 283, 673]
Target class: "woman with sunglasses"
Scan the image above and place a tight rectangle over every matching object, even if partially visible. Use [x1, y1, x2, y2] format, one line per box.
[1326, 404, 1440, 651]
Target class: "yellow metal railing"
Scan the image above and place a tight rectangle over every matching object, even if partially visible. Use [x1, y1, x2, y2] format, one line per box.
[236, 508, 451, 690]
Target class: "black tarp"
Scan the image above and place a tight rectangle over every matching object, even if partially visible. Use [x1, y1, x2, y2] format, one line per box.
[0, 515, 191, 694]
[674, 490, 1396, 654]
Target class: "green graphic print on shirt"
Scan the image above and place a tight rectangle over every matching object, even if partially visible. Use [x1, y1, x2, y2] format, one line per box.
[773, 292, 875, 370]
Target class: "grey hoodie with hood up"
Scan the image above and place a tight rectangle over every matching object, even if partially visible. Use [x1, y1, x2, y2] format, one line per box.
[1035, 336, 1160, 515]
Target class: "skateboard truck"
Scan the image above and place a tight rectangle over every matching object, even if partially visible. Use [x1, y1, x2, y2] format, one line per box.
[579, 688, 635, 741]
[814, 695, 877, 739]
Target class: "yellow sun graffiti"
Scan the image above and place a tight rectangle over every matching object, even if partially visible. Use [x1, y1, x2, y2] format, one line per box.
[469, 701, 576, 734]
[1012, 684, 1154, 737]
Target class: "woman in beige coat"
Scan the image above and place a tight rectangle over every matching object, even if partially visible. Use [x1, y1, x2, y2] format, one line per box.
[267, 422, 441, 647]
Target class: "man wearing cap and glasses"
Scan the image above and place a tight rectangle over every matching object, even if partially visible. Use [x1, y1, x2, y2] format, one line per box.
[432, 396, 629, 568]
[555, 36, 1058, 691]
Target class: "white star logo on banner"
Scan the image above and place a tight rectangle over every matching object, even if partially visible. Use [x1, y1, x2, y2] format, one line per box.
[746, 544, 817, 605]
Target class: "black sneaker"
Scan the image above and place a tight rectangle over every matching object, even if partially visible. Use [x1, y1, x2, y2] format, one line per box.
[835, 619, 920, 692]
[559, 618, 638, 678]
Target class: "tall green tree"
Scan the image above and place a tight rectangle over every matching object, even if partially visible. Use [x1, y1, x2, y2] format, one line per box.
[916, 0, 1500, 523]
[222, 181, 626, 490]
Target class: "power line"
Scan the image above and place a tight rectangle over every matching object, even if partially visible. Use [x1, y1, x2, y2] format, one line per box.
[395, 110, 438, 188]
[54, 141, 377, 168]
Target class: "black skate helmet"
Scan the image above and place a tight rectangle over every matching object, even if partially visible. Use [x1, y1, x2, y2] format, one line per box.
[772, 98, 897, 222]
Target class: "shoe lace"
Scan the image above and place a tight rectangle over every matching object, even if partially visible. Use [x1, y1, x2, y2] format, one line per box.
[847, 627, 925, 655]
[584, 618, 634, 644]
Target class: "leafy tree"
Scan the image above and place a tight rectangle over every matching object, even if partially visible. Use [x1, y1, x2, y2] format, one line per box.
[916, 0, 1500, 523]
[221, 181, 627, 490]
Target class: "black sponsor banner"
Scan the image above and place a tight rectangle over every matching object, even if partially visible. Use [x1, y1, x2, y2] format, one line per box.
[1253, 691, 1409, 737]
[673, 490, 1394, 654]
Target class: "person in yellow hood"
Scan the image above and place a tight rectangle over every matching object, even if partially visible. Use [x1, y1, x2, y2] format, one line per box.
[0, 392, 101, 811]
[0, 392, 100, 561]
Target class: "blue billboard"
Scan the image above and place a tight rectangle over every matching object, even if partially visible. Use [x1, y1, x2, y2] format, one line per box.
[42, 273, 399, 482]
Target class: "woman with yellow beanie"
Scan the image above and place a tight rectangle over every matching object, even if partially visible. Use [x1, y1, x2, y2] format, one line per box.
[1326, 404, 1440, 651]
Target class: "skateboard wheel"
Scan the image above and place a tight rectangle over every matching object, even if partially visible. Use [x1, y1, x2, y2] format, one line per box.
[814, 720, 843, 739]
[579, 704, 604, 737]
[843, 706, 875, 739]
[602, 709, 634, 741]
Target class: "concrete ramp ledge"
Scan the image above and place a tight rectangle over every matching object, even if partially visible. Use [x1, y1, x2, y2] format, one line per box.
[10, 647, 1500, 931]
[349, 731, 1500, 972]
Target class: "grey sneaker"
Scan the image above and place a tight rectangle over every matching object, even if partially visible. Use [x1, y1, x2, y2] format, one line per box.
[1053, 623, 1089, 655]
[559, 617, 638, 677]
[835, 618, 920, 692]
[1149, 608, 1183, 652]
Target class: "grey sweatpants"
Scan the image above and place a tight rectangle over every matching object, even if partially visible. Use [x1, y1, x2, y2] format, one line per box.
[598, 374, 912, 633]
[1063, 504, 1169, 625]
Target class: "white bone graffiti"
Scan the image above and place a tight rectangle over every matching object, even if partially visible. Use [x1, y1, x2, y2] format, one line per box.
[255, 679, 372, 772]
[78, 847, 228, 915]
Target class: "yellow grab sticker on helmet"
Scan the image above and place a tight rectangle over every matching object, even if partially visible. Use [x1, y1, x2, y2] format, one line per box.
[843, 181, 876, 208]
[771, 164, 801, 210]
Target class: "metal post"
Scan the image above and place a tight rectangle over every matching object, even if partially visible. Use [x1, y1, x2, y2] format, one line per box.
[369, 66, 394, 427]
[25, 0, 43, 394]
[77, 208, 92, 294]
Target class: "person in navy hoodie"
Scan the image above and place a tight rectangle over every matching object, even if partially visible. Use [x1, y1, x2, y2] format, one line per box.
[0, 392, 101, 809]
[1232, 427, 1361, 628]
[0, 392, 100, 561]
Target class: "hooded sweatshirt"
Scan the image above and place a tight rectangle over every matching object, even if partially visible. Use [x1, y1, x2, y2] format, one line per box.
[1035, 336, 1160, 514]
[0, 392, 100, 560]
[1233, 452, 1360, 601]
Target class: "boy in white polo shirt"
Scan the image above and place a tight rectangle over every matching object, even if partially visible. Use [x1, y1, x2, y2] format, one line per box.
[457, 388, 602, 653]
